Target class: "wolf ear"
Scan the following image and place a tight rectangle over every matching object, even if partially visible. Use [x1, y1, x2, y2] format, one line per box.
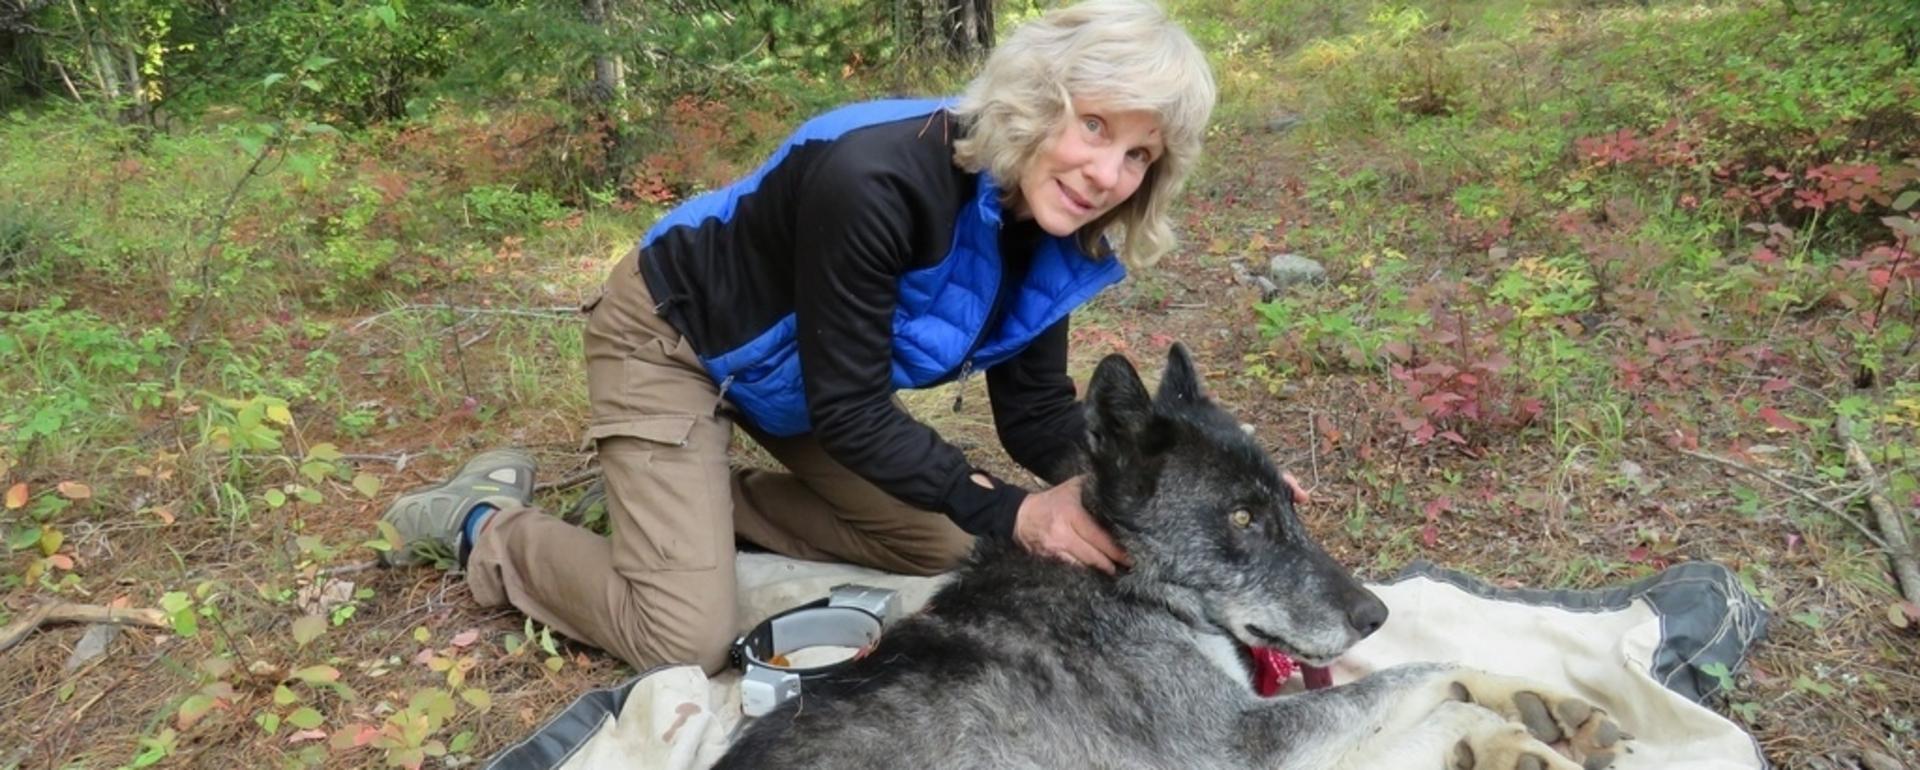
[1154, 342, 1205, 407]
[1085, 353, 1166, 462]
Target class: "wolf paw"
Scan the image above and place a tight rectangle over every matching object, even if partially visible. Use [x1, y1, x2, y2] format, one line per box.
[1443, 672, 1626, 770]
[1447, 718, 1584, 770]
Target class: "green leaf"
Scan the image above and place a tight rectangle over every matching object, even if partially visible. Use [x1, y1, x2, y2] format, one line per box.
[256, 711, 281, 735]
[459, 688, 491, 712]
[176, 693, 218, 729]
[353, 473, 382, 499]
[286, 706, 324, 730]
[7, 525, 42, 552]
[1894, 190, 1919, 211]
[411, 688, 457, 721]
[1791, 675, 1836, 697]
[1700, 661, 1734, 690]
[291, 614, 327, 647]
[299, 461, 329, 484]
[1791, 610, 1824, 630]
[373, 5, 398, 28]
[371, 520, 403, 553]
[294, 486, 324, 505]
[449, 730, 474, 753]
[273, 685, 299, 706]
[413, 626, 432, 643]
[292, 665, 340, 684]
[264, 489, 287, 508]
[160, 592, 198, 637]
[261, 73, 287, 88]
[300, 55, 338, 72]
[299, 78, 324, 93]
[307, 443, 343, 462]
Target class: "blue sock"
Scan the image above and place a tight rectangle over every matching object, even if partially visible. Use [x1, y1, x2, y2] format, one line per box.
[458, 503, 497, 566]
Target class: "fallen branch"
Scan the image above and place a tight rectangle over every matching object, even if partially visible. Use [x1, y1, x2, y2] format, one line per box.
[1665, 443, 1889, 551]
[0, 602, 170, 654]
[534, 466, 601, 494]
[1834, 415, 1920, 605]
[318, 559, 384, 577]
[348, 304, 580, 334]
[240, 450, 419, 471]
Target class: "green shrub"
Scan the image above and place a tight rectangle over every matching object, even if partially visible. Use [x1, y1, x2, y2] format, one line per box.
[0, 300, 172, 457]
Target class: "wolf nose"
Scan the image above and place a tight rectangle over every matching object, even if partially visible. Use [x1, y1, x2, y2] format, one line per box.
[1345, 594, 1388, 638]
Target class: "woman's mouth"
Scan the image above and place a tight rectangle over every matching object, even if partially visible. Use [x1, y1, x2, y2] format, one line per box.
[1057, 179, 1094, 214]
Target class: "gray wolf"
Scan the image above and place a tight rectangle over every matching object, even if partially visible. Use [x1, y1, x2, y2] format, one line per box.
[713, 344, 1626, 770]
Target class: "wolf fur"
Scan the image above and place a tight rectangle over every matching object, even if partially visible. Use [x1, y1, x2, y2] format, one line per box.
[713, 344, 1624, 770]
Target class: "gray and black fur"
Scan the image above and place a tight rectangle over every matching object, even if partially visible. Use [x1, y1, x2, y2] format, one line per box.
[714, 345, 1625, 770]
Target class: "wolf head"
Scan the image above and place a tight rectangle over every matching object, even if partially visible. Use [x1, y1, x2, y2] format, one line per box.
[1083, 343, 1387, 665]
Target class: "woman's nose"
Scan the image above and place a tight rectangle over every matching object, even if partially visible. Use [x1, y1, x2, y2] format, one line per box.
[1085, 149, 1123, 193]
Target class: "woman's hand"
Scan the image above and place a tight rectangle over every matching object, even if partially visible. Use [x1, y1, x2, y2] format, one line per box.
[1012, 476, 1130, 574]
[1010, 472, 1306, 573]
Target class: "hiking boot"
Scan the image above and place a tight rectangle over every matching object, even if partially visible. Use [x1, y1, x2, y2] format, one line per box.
[380, 448, 536, 567]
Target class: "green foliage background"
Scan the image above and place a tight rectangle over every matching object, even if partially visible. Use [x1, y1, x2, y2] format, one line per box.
[2, 0, 1919, 766]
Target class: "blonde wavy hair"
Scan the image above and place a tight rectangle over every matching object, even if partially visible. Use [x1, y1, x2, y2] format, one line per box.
[950, 0, 1216, 267]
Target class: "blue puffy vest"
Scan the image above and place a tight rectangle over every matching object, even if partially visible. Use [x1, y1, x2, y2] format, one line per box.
[646, 99, 1126, 437]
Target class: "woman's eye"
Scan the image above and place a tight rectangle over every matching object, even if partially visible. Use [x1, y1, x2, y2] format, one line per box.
[1082, 116, 1104, 134]
[1127, 147, 1152, 163]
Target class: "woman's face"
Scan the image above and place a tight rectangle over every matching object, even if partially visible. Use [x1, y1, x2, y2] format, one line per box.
[1013, 97, 1165, 237]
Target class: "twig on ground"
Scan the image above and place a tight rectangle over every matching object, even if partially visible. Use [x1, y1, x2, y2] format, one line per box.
[318, 559, 384, 578]
[534, 466, 601, 494]
[347, 304, 580, 334]
[1833, 414, 1920, 605]
[1306, 408, 1321, 491]
[0, 602, 170, 653]
[1664, 443, 1890, 551]
[238, 450, 420, 471]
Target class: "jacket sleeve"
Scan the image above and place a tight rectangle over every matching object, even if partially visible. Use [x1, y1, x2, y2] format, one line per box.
[985, 317, 1087, 486]
[788, 152, 1026, 541]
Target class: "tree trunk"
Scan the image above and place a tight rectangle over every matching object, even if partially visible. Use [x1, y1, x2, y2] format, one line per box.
[581, 0, 624, 104]
[121, 41, 150, 124]
[943, 0, 993, 59]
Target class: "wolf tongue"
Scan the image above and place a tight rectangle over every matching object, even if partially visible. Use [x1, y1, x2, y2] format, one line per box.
[1301, 664, 1333, 690]
[1250, 646, 1296, 697]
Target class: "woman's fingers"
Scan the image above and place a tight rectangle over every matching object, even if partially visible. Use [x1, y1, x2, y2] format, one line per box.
[1070, 509, 1130, 568]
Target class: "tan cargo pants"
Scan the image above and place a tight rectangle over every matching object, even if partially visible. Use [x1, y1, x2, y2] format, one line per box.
[466, 248, 975, 674]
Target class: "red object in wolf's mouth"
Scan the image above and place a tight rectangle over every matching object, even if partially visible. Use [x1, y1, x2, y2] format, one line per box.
[1251, 647, 1334, 696]
[1250, 647, 1295, 696]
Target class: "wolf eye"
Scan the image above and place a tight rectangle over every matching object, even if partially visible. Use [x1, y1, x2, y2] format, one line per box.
[1229, 509, 1253, 529]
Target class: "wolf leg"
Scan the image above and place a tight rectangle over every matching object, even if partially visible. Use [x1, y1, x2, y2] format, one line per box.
[1259, 664, 1625, 770]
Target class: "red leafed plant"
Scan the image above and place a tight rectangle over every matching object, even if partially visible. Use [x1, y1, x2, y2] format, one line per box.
[1385, 283, 1543, 449]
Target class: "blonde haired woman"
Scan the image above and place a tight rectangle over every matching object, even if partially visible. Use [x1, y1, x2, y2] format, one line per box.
[381, 0, 1219, 674]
